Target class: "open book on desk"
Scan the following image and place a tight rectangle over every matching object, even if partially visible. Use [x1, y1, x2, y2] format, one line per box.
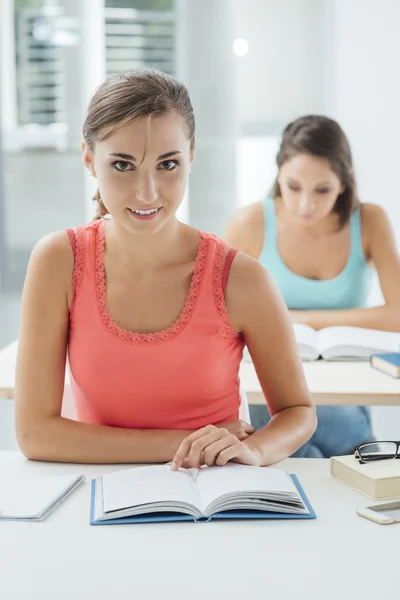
[294, 325, 400, 361]
[243, 325, 400, 362]
[90, 464, 315, 525]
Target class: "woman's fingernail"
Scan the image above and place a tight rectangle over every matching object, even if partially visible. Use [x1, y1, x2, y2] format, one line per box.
[170, 462, 177, 471]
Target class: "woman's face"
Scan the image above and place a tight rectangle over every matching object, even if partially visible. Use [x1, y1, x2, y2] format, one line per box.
[277, 153, 344, 226]
[83, 111, 194, 236]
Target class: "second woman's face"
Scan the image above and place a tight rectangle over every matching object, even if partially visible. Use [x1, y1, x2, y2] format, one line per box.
[277, 153, 344, 226]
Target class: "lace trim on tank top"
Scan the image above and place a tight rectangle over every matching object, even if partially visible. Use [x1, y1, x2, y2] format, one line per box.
[67, 226, 86, 313]
[213, 243, 242, 343]
[68, 221, 241, 343]
[95, 220, 210, 343]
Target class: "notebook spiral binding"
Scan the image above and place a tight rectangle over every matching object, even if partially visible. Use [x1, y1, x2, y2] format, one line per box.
[38, 474, 86, 521]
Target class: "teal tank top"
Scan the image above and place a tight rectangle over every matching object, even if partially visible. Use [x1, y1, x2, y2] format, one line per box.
[259, 198, 372, 310]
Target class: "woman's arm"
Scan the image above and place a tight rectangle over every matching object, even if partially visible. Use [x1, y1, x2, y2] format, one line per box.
[290, 204, 400, 332]
[227, 254, 317, 465]
[172, 254, 317, 470]
[224, 202, 264, 259]
[15, 233, 195, 464]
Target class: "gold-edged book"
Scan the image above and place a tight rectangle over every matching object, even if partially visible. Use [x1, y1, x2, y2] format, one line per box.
[330, 455, 400, 500]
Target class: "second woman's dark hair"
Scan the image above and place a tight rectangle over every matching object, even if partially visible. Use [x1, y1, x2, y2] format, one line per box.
[272, 115, 358, 227]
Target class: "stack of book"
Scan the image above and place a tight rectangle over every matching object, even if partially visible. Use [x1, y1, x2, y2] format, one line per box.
[331, 455, 400, 500]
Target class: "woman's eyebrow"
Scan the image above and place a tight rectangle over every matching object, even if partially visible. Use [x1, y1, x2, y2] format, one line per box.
[108, 150, 182, 161]
[109, 152, 136, 161]
[157, 151, 182, 160]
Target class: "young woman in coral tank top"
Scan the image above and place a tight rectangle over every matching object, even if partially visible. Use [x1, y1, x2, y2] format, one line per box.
[15, 69, 316, 468]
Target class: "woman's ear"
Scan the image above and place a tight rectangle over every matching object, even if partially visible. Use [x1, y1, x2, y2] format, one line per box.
[82, 141, 96, 177]
[190, 142, 195, 166]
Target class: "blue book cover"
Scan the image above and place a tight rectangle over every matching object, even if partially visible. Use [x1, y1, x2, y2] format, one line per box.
[371, 353, 400, 378]
[89, 474, 316, 525]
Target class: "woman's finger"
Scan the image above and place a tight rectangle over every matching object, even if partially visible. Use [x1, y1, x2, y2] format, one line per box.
[186, 429, 228, 468]
[171, 425, 218, 470]
[202, 437, 237, 467]
[243, 423, 256, 434]
[166, 457, 191, 469]
[215, 445, 239, 466]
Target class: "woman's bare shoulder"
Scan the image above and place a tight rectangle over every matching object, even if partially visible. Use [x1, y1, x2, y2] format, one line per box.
[224, 201, 265, 258]
[360, 202, 388, 223]
[26, 230, 75, 303]
[228, 201, 264, 228]
[30, 229, 74, 268]
[359, 202, 396, 257]
[224, 250, 279, 331]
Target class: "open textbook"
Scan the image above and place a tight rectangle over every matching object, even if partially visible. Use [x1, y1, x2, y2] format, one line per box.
[90, 464, 315, 525]
[243, 325, 400, 362]
[293, 325, 400, 361]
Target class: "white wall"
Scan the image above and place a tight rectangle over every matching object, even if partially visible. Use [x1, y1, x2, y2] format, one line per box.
[330, 0, 400, 439]
[236, 136, 280, 208]
[232, 0, 326, 124]
[4, 151, 85, 249]
[330, 0, 400, 241]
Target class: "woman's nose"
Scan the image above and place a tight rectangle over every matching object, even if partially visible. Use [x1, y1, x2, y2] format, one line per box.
[299, 194, 316, 211]
[135, 174, 158, 205]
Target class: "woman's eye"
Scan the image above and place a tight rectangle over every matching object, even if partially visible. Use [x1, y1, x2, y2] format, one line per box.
[159, 159, 179, 171]
[316, 188, 330, 194]
[288, 185, 300, 192]
[113, 161, 132, 172]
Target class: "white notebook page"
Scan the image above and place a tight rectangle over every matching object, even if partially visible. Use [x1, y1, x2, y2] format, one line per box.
[0, 474, 82, 519]
[196, 464, 300, 513]
[101, 466, 200, 514]
[318, 326, 400, 356]
[293, 324, 320, 359]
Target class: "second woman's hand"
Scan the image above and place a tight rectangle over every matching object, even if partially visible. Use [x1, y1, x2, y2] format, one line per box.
[170, 424, 262, 471]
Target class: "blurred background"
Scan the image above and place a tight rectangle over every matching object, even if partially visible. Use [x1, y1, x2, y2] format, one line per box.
[0, 0, 399, 346]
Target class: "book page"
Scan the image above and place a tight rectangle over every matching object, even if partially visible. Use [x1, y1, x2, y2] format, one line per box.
[196, 464, 301, 513]
[0, 474, 82, 519]
[318, 326, 400, 359]
[293, 324, 320, 360]
[101, 466, 200, 514]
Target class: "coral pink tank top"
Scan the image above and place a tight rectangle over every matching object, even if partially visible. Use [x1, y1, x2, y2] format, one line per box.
[66, 220, 244, 430]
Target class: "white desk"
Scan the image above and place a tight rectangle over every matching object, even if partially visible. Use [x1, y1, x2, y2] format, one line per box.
[2, 339, 400, 406]
[0, 341, 18, 399]
[241, 360, 400, 405]
[0, 452, 397, 600]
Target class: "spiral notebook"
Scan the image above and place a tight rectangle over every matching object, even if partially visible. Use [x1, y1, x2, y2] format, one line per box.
[0, 473, 85, 521]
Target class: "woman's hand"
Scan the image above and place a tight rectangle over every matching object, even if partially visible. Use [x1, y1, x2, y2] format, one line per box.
[171, 425, 262, 470]
[215, 419, 255, 440]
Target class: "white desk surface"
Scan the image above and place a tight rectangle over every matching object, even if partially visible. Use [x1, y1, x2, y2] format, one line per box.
[0, 452, 397, 600]
[2, 339, 400, 405]
[0, 341, 18, 399]
[241, 359, 400, 405]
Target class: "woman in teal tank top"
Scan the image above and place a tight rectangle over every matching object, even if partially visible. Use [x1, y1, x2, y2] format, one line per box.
[260, 197, 372, 311]
[226, 115, 400, 458]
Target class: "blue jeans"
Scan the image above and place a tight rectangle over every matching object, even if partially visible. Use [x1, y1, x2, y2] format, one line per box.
[249, 405, 373, 458]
